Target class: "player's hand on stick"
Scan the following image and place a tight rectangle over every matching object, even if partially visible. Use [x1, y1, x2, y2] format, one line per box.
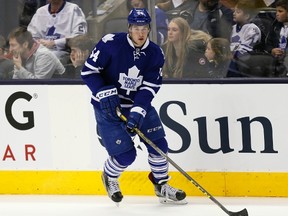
[96, 85, 120, 121]
[126, 106, 146, 135]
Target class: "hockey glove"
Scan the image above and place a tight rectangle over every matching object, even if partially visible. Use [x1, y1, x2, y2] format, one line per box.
[126, 106, 146, 134]
[96, 85, 120, 121]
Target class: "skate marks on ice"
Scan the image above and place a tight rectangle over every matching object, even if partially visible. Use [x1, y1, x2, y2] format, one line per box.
[0, 195, 287, 216]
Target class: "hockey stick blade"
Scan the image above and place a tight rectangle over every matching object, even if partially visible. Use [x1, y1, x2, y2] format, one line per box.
[116, 107, 248, 216]
[228, 208, 248, 216]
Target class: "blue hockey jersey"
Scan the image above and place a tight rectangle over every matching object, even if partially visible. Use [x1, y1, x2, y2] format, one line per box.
[81, 33, 165, 111]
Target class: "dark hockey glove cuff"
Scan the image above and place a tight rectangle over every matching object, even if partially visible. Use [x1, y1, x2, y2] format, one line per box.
[126, 106, 146, 134]
[95, 85, 120, 121]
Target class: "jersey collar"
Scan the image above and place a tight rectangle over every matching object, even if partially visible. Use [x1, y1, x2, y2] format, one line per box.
[48, 0, 66, 15]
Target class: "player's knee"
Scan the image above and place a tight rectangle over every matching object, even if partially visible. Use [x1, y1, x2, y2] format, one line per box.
[146, 137, 168, 155]
[114, 147, 137, 166]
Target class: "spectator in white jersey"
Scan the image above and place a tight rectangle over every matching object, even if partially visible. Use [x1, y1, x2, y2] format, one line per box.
[9, 27, 65, 79]
[27, 0, 87, 63]
[230, 0, 261, 57]
[227, 0, 262, 77]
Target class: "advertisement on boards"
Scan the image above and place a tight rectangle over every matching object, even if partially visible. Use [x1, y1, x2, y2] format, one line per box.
[0, 87, 52, 169]
[1, 84, 288, 172]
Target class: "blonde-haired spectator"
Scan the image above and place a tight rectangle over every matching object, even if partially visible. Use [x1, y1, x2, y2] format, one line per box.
[162, 17, 211, 78]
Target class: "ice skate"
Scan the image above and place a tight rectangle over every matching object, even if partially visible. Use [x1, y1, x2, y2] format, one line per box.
[101, 172, 123, 205]
[149, 173, 187, 205]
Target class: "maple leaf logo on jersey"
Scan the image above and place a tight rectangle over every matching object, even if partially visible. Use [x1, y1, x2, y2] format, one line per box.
[102, 34, 115, 43]
[118, 66, 143, 95]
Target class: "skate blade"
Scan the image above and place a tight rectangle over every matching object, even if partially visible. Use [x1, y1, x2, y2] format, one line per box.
[158, 197, 188, 205]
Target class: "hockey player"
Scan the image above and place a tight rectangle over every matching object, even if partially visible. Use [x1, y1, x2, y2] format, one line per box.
[81, 8, 187, 205]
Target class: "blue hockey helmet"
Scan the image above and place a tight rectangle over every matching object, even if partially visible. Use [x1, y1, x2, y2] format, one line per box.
[128, 8, 151, 26]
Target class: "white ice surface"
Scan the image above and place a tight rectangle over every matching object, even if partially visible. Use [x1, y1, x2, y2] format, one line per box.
[0, 195, 287, 216]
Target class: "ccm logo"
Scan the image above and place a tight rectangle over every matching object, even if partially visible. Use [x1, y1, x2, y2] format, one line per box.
[96, 88, 118, 100]
[147, 126, 162, 133]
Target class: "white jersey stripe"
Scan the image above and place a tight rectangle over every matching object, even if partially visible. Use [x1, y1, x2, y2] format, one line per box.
[139, 86, 156, 96]
[143, 81, 161, 88]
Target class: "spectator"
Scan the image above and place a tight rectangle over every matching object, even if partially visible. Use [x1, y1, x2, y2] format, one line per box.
[0, 35, 14, 79]
[126, 0, 169, 45]
[27, 0, 87, 63]
[251, 7, 276, 53]
[162, 17, 211, 79]
[228, 0, 262, 77]
[8, 27, 65, 79]
[205, 37, 232, 77]
[265, 0, 288, 76]
[230, 0, 261, 56]
[160, 0, 234, 39]
[63, 34, 94, 79]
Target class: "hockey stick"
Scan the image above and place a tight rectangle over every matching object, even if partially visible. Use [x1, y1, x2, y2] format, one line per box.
[116, 108, 248, 216]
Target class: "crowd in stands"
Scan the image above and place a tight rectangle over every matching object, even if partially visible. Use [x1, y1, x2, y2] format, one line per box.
[1, 0, 288, 79]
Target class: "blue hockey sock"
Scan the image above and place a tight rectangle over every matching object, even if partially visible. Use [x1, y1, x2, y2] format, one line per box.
[103, 156, 127, 178]
[148, 153, 169, 183]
